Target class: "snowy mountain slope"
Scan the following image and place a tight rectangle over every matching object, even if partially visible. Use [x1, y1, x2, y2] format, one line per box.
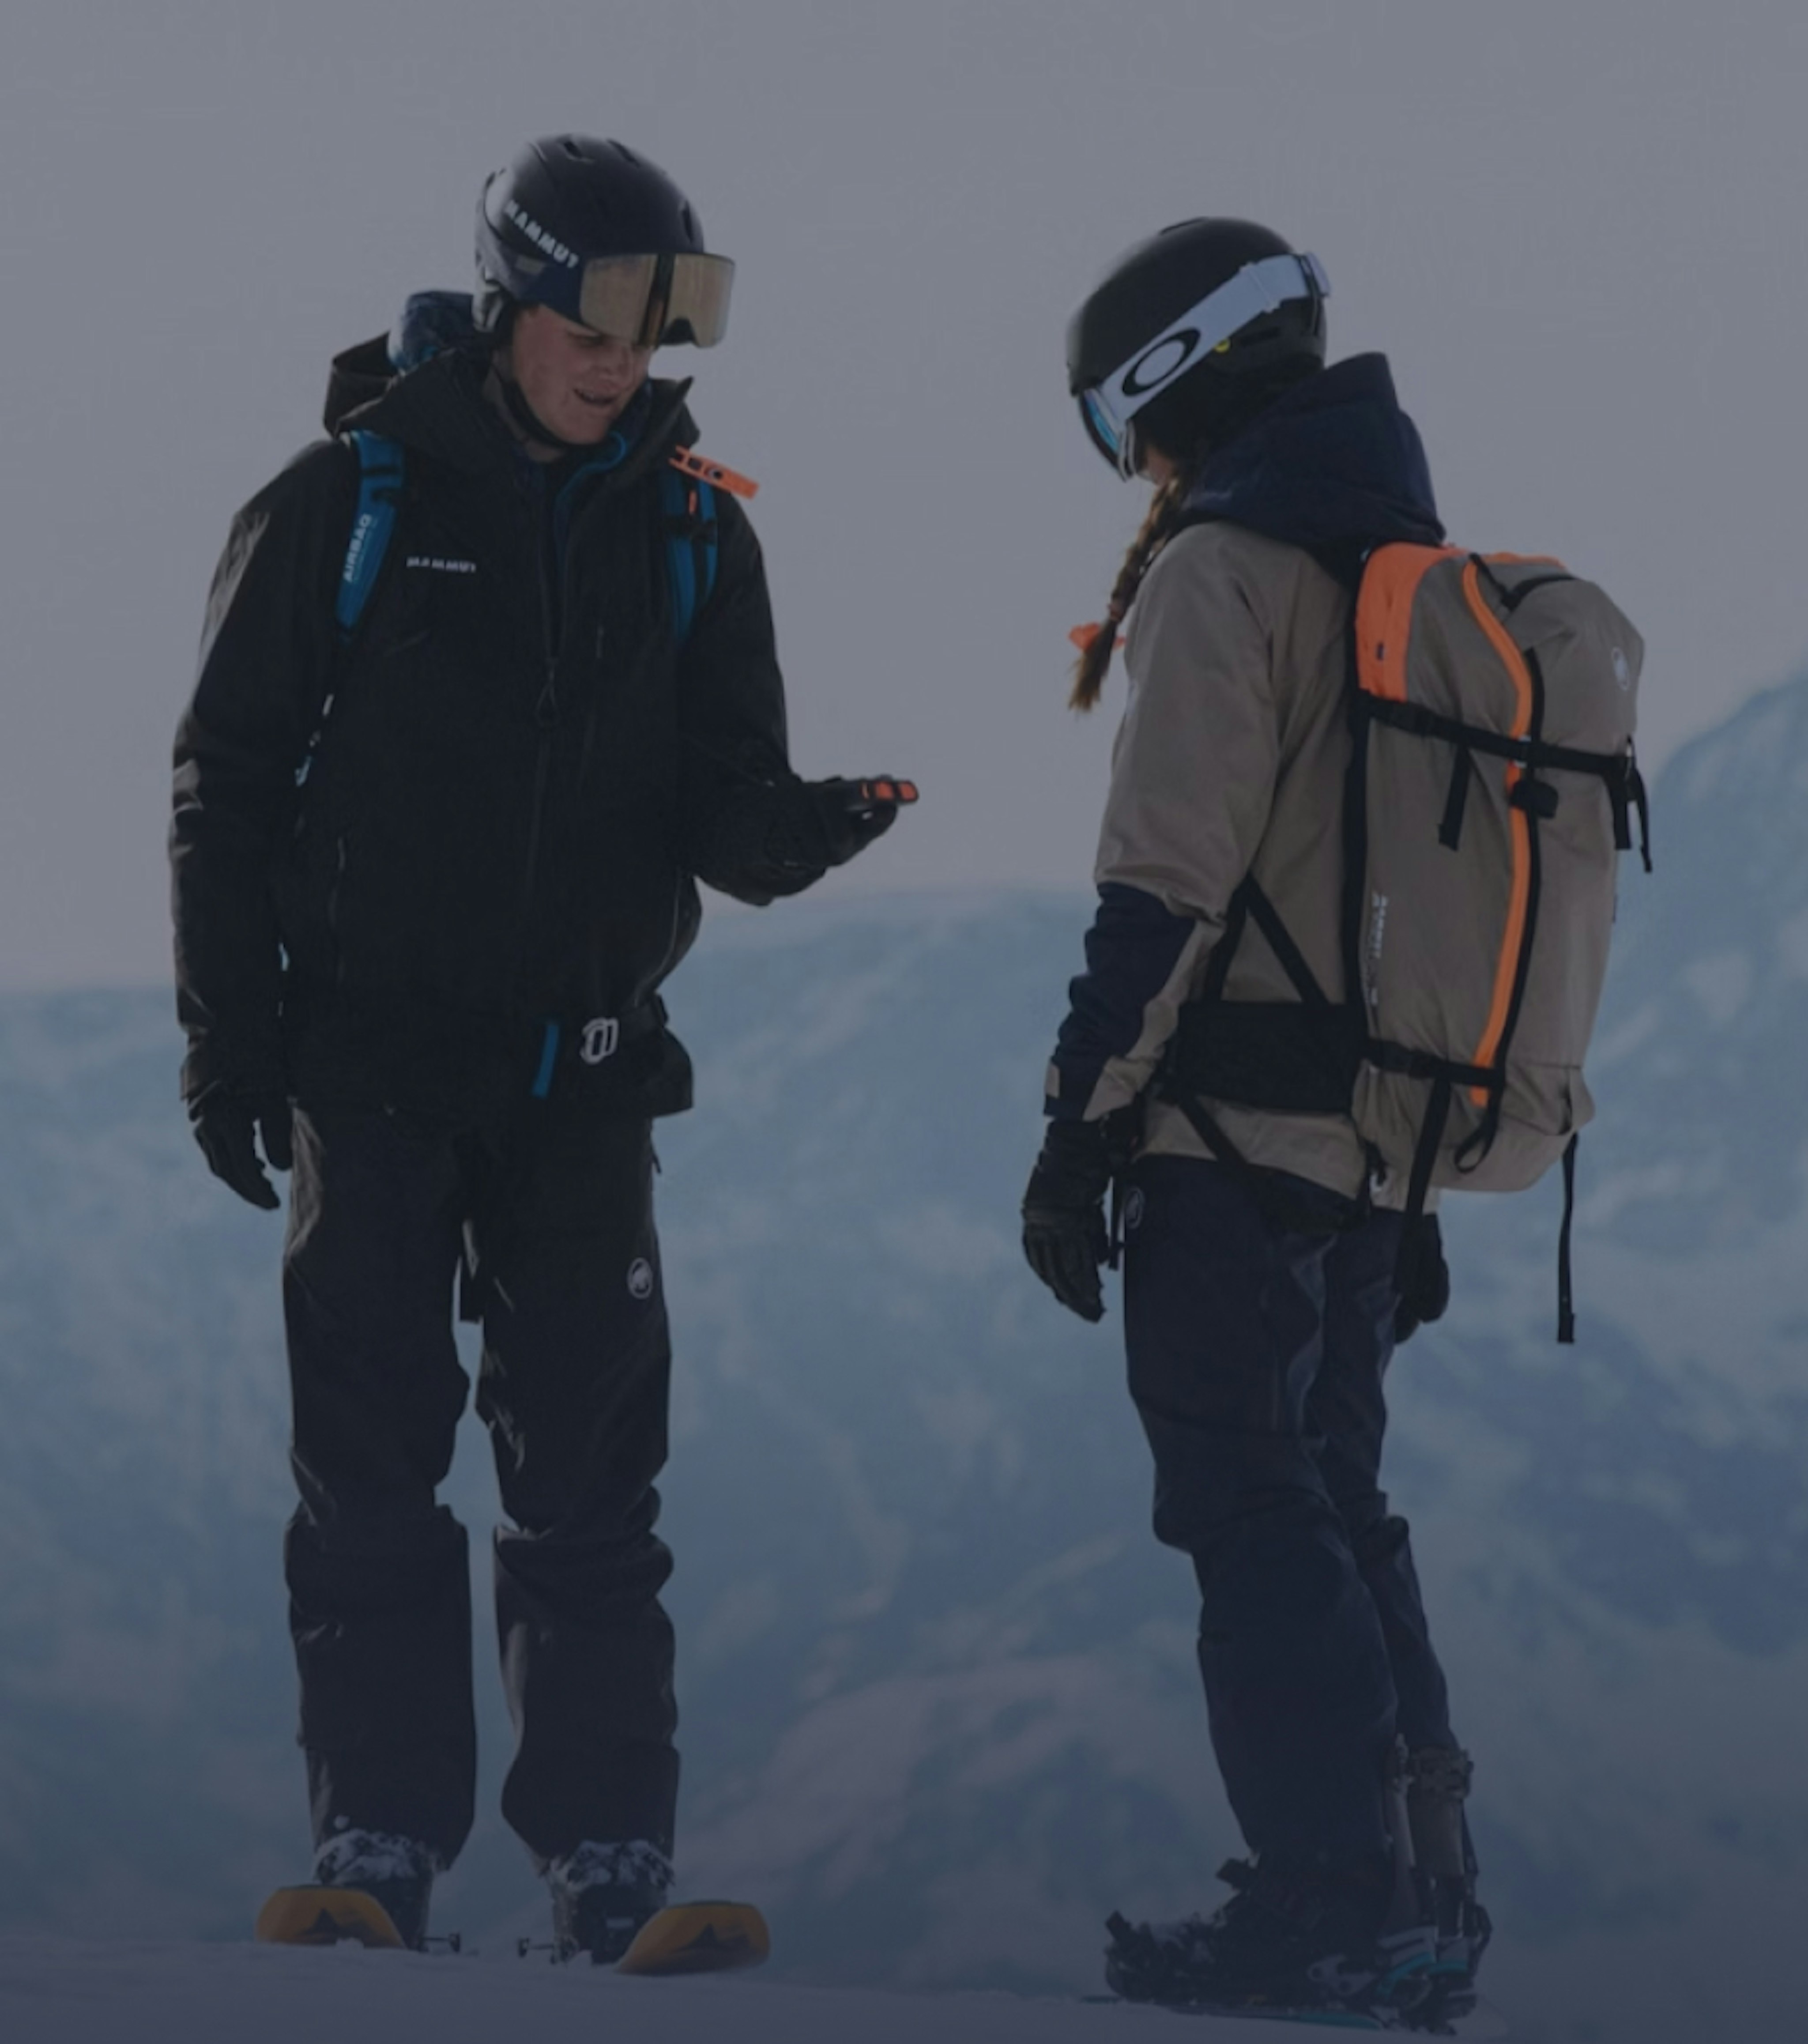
[1582, 674, 1808, 1260]
[3, 682, 1808, 2043]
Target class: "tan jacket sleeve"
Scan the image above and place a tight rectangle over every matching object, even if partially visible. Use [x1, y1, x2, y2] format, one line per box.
[1073, 524, 1280, 1116]
[1103, 525, 1280, 916]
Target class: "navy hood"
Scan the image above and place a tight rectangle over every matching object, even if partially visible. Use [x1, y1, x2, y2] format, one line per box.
[1182, 353, 1443, 554]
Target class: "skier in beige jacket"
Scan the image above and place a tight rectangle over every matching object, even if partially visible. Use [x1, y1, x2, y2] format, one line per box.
[1021, 219, 1485, 2024]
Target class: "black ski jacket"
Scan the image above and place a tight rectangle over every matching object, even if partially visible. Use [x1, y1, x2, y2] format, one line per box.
[173, 327, 805, 1125]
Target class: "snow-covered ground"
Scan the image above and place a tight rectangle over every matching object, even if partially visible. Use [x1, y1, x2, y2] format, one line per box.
[0, 1935, 1311, 2044]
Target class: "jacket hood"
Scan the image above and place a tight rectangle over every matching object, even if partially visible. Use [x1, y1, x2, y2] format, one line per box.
[322, 289, 698, 476]
[1182, 352, 1443, 554]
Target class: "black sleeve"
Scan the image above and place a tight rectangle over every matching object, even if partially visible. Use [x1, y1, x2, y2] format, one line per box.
[170, 441, 353, 1105]
[674, 493, 822, 905]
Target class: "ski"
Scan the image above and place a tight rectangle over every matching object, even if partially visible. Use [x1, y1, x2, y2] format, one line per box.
[254, 1884, 407, 1950]
[614, 1901, 771, 1976]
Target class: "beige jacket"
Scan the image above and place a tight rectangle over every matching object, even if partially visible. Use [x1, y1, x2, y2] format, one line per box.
[1057, 518, 1408, 1206]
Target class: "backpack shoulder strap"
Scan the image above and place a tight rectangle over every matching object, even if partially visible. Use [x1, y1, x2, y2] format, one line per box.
[335, 430, 406, 640]
[294, 432, 404, 789]
[659, 464, 718, 649]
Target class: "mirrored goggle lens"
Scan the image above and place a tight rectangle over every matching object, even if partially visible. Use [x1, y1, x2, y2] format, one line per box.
[1081, 388, 1123, 460]
[576, 252, 736, 348]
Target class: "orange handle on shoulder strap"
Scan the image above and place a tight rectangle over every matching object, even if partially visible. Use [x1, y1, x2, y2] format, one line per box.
[670, 446, 759, 498]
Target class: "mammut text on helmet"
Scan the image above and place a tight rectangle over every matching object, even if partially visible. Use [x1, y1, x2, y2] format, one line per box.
[502, 198, 581, 269]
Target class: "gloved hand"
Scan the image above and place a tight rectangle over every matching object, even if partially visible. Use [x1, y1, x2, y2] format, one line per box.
[1393, 1212, 1451, 1343]
[190, 1084, 294, 1212]
[1021, 1118, 1116, 1323]
[765, 776, 899, 879]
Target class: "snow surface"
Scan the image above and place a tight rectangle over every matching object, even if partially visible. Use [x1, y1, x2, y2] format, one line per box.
[8, 679, 1808, 2044]
[0, 1934, 1269, 2044]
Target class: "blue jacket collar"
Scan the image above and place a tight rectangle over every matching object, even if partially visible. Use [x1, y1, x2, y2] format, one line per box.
[1181, 353, 1444, 554]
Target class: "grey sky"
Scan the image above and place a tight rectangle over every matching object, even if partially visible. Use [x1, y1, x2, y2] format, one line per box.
[3, 0, 1803, 989]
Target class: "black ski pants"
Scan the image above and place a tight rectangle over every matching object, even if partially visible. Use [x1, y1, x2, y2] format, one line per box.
[1121, 1155, 1457, 1872]
[280, 1101, 677, 1872]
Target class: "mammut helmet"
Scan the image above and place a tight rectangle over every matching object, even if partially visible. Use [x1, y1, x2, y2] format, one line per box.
[1067, 219, 1328, 477]
[474, 135, 734, 347]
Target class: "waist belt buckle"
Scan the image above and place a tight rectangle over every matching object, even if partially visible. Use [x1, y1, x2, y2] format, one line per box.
[580, 1015, 622, 1065]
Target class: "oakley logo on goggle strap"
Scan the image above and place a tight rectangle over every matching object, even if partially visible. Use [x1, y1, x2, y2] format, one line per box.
[1088, 252, 1330, 445]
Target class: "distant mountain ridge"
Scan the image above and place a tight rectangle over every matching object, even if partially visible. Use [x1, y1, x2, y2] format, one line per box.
[1586, 673, 1808, 1249]
[3, 679, 1808, 2044]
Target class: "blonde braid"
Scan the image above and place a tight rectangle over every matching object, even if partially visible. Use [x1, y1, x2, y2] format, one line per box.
[1068, 469, 1190, 711]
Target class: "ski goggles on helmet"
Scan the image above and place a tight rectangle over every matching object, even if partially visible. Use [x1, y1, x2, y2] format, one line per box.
[1077, 250, 1329, 475]
[572, 250, 736, 348]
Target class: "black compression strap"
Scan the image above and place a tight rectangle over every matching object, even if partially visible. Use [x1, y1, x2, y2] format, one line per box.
[1365, 1040, 1498, 1094]
[1243, 878, 1334, 1013]
[1629, 760, 1653, 872]
[1439, 747, 1474, 850]
[1167, 1088, 1253, 1174]
[1362, 696, 1629, 782]
[1557, 1134, 1578, 1344]
[1494, 571, 1577, 613]
[1342, 683, 1372, 1014]
[1238, 877, 1374, 1116]
[1201, 886, 1252, 1005]
[1394, 1076, 1453, 1301]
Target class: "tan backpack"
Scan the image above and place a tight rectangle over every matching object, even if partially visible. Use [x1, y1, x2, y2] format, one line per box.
[1166, 545, 1649, 1340]
[1348, 547, 1648, 1335]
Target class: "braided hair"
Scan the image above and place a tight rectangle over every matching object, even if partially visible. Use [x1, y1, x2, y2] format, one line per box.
[1068, 465, 1194, 712]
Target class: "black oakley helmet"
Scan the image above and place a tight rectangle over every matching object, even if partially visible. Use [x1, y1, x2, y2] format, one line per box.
[474, 134, 734, 347]
[1066, 218, 1328, 476]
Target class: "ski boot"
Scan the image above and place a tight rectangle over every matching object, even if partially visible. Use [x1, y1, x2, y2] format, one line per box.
[1403, 1746, 1491, 2031]
[546, 1837, 675, 1965]
[1104, 1853, 1436, 2020]
[309, 1826, 438, 1950]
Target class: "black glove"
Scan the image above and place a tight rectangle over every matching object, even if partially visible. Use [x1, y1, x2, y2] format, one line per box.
[766, 776, 899, 878]
[191, 1084, 294, 1212]
[1021, 1118, 1117, 1323]
[1393, 1212, 1451, 1343]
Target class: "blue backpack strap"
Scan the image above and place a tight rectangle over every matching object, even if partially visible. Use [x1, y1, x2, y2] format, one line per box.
[660, 464, 718, 648]
[335, 430, 406, 639]
[295, 432, 405, 788]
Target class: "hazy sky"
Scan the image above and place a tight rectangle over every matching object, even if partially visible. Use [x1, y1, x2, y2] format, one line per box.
[4, 0, 1804, 989]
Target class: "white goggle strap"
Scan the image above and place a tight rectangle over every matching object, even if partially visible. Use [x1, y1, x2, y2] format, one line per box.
[1090, 252, 1330, 447]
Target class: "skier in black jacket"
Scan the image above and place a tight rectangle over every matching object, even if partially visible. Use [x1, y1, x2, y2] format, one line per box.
[170, 135, 904, 1957]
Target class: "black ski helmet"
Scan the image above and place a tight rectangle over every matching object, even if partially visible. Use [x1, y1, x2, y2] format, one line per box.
[474, 135, 733, 346]
[1066, 219, 1328, 476]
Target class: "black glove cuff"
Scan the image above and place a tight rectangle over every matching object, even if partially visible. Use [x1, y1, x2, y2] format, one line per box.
[1023, 1116, 1116, 1215]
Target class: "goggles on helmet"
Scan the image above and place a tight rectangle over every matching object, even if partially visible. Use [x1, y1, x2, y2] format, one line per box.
[1077, 251, 1330, 475]
[573, 250, 736, 348]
